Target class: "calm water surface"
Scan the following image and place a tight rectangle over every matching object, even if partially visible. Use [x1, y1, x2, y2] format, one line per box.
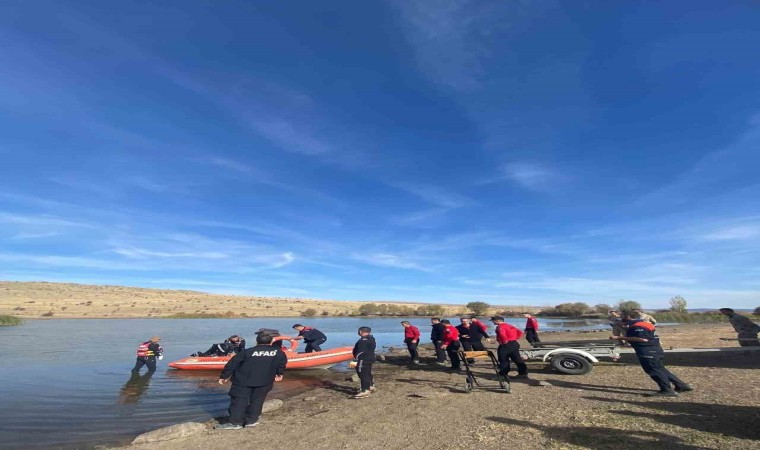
[0, 317, 608, 449]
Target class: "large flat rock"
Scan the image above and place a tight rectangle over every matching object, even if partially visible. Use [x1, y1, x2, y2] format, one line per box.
[132, 422, 207, 445]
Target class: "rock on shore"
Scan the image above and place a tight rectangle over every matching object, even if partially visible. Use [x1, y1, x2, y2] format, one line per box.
[131, 399, 284, 444]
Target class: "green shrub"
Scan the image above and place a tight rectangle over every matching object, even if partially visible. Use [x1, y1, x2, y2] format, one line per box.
[0, 315, 23, 326]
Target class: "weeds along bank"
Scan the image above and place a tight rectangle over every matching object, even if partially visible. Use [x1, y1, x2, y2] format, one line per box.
[0, 315, 23, 326]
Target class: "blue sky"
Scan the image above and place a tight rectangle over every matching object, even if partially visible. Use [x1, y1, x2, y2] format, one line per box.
[1, 1, 759, 309]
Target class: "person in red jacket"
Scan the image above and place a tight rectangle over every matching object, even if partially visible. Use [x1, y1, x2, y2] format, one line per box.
[491, 316, 528, 379]
[524, 314, 540, 345]
[401, 321, 421, 365]
[439, 319, 461, 370]
[470, 316, 490, 338]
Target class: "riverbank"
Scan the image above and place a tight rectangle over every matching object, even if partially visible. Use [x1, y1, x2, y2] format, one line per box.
[121, 324, 760, 450]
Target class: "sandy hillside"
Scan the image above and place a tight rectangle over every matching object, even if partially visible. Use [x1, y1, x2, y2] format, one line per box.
[0, 281, 538, 319]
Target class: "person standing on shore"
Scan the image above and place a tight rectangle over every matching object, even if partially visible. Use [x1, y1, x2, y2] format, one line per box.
[439, 319, 461, 370]
[132, 336, 163, 373]
[456, 317, 487, 351]
[523, 314, 540, 345]
[610, 311, 691, 397]
[351, 326, 377, 399]
[490, 316, 528, 379]
[719, 308, 760, 347]
[216, 333, 287, 429]
[401, 321, 421, 364]
[291, 324, 327, 353]
[430, 318, 447, 366]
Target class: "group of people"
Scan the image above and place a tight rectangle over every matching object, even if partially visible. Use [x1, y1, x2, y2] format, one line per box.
[130, 307, 759, 430]
[213, 325, 375, 429]
[403, 315, 533, 379]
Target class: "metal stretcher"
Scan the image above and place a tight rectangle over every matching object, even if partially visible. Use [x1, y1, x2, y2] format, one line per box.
[457, 350, 511, 394]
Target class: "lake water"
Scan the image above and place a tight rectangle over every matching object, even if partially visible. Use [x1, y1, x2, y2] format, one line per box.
[0, 317, 609, 449]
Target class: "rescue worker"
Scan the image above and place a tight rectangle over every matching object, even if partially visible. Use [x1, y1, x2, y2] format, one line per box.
[351, 326, 377, 399]
[430, 318, 447, 366]
[470, 316, 490, 340]
[633, 309, 657, 325]
[291, 324, 327, 353]
[719, 308, 760, 347]
[215, 333, 287, 429]
[610, 311, 692, 397]
[608, 310, 627, 346]
[193, 335, 246, 357]
[490, 316, 528, 379]
[523, 313, 540, 345]
[439, 319, 461, 370]
[401, 321, 421, 364]
[456, 317, 487, 351]
[132, 336, 163, 373]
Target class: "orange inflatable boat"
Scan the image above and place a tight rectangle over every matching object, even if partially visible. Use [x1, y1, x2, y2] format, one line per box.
[168, 336, 354, 370]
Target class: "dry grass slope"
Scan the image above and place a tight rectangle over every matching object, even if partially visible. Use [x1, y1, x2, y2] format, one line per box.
[0, 281, 540, 319]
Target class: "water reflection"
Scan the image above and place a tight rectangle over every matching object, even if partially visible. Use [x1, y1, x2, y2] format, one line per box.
[119, 372, 154, 405]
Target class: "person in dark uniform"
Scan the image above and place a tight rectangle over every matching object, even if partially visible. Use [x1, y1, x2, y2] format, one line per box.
[132, 336, 163, 373]
[430, 318, 447, 366]
[610, 311, 692, 397]
[291, 324, 327, 353]
[193, 335, 246, 357]
[720, 308, 760, 347]
[215, 333, 287, 429]
[491, 316, 528, 379]
[440, 319, 461, 370]
[351, 326, 377, 399]
[456, 317, 487, 351]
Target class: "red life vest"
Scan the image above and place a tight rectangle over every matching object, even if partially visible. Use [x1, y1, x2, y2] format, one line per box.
[136, 341, 156, 357]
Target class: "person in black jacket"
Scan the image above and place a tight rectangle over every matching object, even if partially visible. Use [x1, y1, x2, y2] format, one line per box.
[291, 324, 327, 353]
[456, 317, 487, 352]
[193, 335, 246, 357]
[215, 334, 287, 429]
[430, 318, 447, 366]
[351, 326, 376, 399]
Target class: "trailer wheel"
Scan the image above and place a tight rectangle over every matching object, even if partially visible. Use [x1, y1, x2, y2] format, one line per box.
[550, 353, 592, 375]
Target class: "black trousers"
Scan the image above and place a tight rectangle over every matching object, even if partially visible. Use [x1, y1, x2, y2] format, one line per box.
[356, 359, 373, 391]
[461, 339, 486, 352]
[635, 347, 687, 392]
[525, 329, 540, 344]
[497, 341, 527, 376]
[446, 341, 461, 369]
[405, 339, 419, 361]
[304, 338, 326, 353]
[738, 332, 760, 347]
[131, 357, 156, 373]
[433, 340, 447, 362]
[228, 383, 273, 425]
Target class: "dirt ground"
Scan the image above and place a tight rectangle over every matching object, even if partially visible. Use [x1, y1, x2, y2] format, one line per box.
[123, 324, 760, 450]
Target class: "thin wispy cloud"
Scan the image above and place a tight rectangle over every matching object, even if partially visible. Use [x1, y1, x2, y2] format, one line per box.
[351, 252, 431, 272]
[393, 0, 505, 91]
[394, 182, 473, 208]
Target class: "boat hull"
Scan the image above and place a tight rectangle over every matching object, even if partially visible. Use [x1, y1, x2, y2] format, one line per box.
[168, 347, 354, 370]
